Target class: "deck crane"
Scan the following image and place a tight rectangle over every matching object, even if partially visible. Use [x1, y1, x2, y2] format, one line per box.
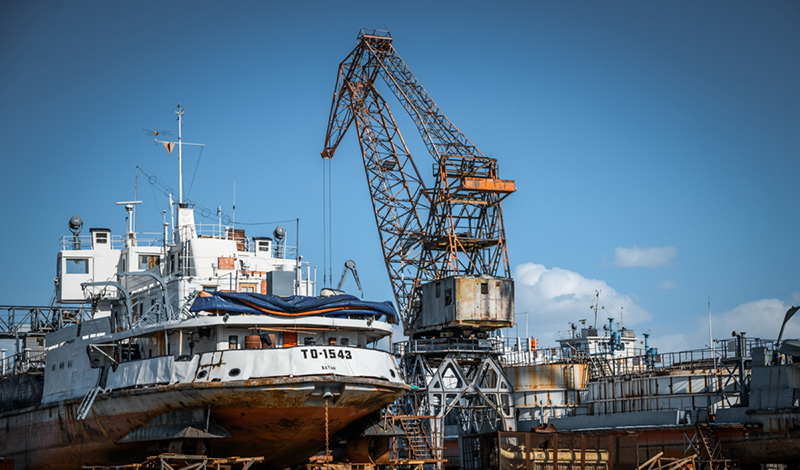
[322, 29, 516, 338]
[322, 30, 518, 448]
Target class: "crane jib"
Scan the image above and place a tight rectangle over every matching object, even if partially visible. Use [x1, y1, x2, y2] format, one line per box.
[321, 29, 514, 336]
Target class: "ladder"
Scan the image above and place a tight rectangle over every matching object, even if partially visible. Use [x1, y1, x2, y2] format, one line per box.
[398, 416, 433, 460]
[76, 385, 103, 421]
[694, 425, 738, 470]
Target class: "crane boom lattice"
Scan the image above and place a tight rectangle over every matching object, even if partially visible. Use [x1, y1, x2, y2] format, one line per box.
[322, 29, 515, 334]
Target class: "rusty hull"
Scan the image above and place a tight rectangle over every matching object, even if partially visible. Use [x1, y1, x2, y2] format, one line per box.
[0, 375, 408, 470]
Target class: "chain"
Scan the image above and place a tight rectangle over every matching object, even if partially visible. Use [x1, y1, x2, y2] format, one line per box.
[324, 397, 331, 460]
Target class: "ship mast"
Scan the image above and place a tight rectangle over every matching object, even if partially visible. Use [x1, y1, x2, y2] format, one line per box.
[176, 104, 185, 204]
[153, 105, 205, 208]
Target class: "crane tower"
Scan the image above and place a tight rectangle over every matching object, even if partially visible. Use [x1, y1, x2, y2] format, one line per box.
[322, 29, 517, 444]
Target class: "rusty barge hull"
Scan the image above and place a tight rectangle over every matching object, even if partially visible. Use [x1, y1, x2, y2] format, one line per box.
[0, 375, 406, 470]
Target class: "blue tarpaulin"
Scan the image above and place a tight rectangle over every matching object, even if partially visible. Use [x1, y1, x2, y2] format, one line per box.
[190, 291, 398, 324]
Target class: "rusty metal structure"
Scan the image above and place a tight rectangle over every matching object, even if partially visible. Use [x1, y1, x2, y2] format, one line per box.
[321, 29, 519, 461]
[321, 29, 515, 336]
[81, 453, 264, 470]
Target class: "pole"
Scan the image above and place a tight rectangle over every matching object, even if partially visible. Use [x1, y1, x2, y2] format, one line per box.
[708, 296, 715, 369]
[176, 104, 184, 204]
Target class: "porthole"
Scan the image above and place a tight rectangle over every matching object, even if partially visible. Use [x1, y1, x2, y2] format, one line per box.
[196, 370, 208, 379]
[390, 369, 396, 378]
[229, 368, 241, 377]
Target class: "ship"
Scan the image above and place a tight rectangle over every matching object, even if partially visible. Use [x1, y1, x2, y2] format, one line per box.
[457, 309, 800, 469]
[0, 108, 408, 469]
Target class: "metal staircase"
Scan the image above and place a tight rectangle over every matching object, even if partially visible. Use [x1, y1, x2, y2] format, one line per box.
[692, 425, 738, 470]
[387, 414, 446, 469]
[397, 416, 434, 460]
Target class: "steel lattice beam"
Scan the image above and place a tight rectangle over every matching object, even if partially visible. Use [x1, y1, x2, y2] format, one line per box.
[322, 29, 514, 334]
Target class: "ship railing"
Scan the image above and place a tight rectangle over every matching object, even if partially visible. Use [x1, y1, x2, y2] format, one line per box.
[0, 304, 91, 336]
[501, 345, 566, 366]
[588, 338, 777, 379]
[393, 337, 505, 357]
[191, 223, 299, 259]
[59, 233, 165, 250]
[0, 348, 46, 378]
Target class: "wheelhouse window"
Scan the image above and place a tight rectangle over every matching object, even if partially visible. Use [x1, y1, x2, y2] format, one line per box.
[139, 254, 160, 270]
[66, 258, 89, 274]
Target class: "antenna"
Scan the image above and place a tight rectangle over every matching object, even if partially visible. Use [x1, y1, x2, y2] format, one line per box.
[151, 105, 205, 206]
[590, 290, 602, 328]
[708, 295, 715, 369]
[116, 201, 142, 246]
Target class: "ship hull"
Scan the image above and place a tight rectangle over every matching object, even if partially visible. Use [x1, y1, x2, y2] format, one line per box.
[1, 375, 406, 469]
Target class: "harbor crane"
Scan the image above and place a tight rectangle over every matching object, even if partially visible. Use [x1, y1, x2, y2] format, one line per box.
[322, 29, 516, 337]
[321, 29, 519, 447]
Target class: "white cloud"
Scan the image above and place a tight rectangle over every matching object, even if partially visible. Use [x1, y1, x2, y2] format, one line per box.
[512, 263, 651, 346]
[614, 245, 677, 268]
[651, 295, 800, 352]
[658, 279, 678, 290]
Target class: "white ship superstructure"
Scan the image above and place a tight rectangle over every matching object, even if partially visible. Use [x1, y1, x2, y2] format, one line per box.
[0, 109, 408, 470]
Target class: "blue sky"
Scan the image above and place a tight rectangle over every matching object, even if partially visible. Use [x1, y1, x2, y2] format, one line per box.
[1, 1, 798, 351]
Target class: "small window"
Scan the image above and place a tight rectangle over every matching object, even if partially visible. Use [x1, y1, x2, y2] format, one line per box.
[481, 282, 489, 295]
[304, 337, 316, 346]
[139, 255, 160, 270]
[445, 288, 452, 306]
[197, 370, 208, 379]
[228, 368, 241, 377]
[66, 258, 89, 274]
[229, 335, 239, 349]
[340, 337, 350, 347]
[435, 282, 441, 298]
[240, 283, 256, 293]
[95, 233, 108, 244]
[203, 285, 217, 292]
[59, 362, 64, 370]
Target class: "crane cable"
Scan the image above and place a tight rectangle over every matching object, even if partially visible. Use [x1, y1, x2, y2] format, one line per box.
[322, 158, 333, 288]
